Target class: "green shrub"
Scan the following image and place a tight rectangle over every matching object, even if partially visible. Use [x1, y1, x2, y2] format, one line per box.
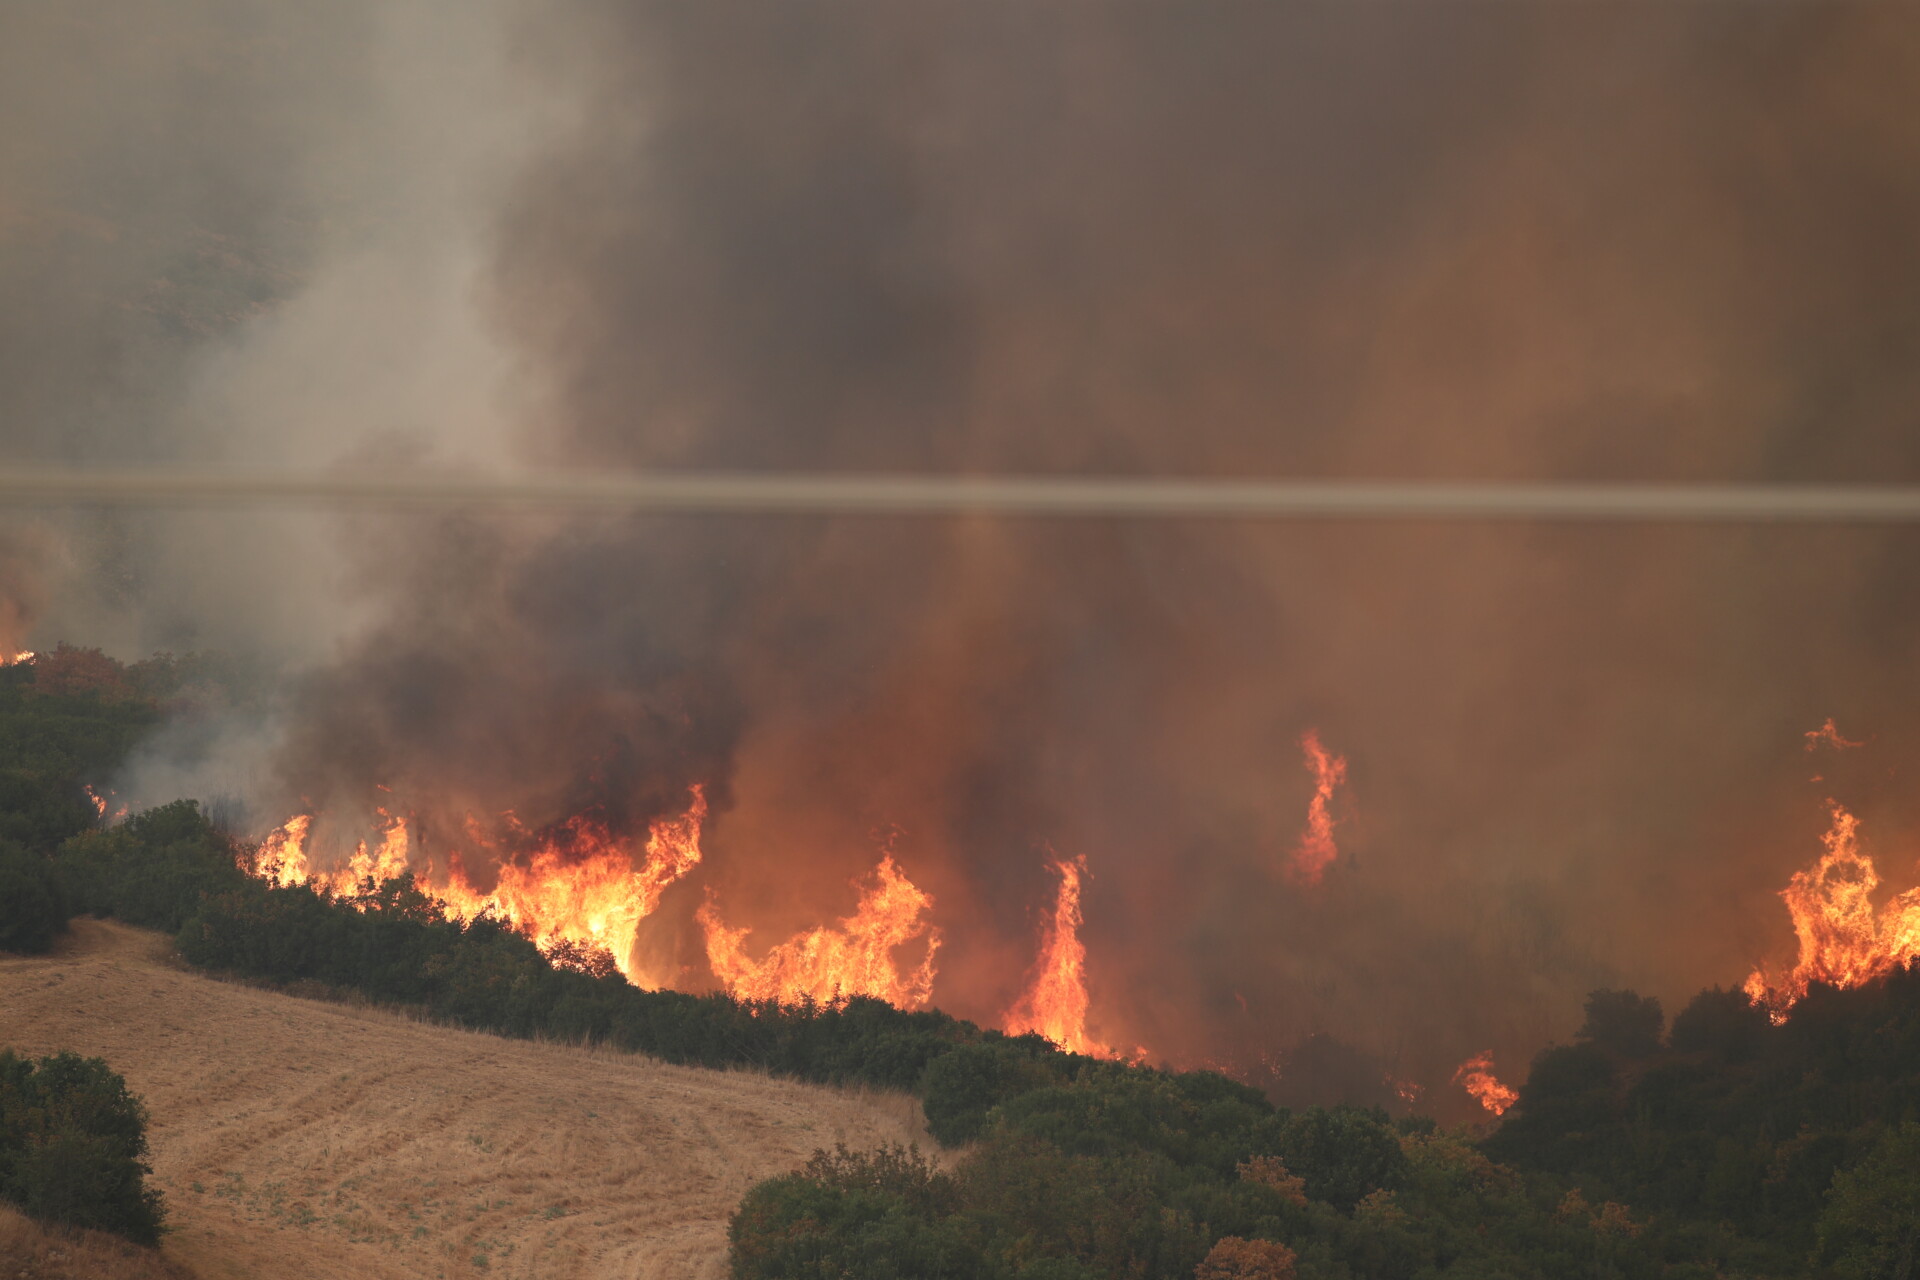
[1260, 1106, 1406, 1214]
[0, 840, 67, 953]
[55, 800, 252, 932]
[0, 1050, 165, 1244]
[729, 1147, 981, 1280]
[919, 1040, 1061, 1146]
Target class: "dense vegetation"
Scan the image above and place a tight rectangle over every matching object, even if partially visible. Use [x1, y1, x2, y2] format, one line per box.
[1486, 983, 1920, 1278]
[0, 1051, 165, 1244]
[8, 647, 1920, 1275]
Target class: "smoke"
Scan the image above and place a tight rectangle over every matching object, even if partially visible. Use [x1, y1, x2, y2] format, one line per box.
[14, 1, 1920, 1112]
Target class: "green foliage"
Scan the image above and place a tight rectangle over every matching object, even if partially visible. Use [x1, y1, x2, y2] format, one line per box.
[1668, 986, 1770, 1062]
[1266, 1106, 1407, 1214]
[0, 1050, 165, 1244]
[730, 1145, 983, 1280]
[1487, 971, 1920, 1272]
[920, 1041, 1070, 1146]
[0, 648, 161, 855]
[56, 800, 253, 931]
[1578, 990, 1666, 1058]
[1818, 1121, 1920, 1280]
[0, 839, 67, 952]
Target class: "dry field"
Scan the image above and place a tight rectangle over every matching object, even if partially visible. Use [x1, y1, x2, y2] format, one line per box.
[0, 920, 930, 1279]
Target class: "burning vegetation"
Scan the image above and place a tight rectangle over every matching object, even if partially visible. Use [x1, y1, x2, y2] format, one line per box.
[250, 787, 707, 987]
[699, 853, 941, 1009]
[1002, 854, 1115, 1059]
[1742, 801, 1920, 1023]
[1452, 1051, 1517, 1117]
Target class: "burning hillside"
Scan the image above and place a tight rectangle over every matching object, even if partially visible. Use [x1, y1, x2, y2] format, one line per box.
[1743, 801, 1920, 1023]
[251, 787, 707, 988]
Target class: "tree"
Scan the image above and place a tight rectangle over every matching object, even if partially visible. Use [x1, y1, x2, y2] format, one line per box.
[1819, 1122, 1920, 1280]
[1669, 986, 1770, 1062]
[0, 1050, 165, 1243]
[1577, 989, 1664, 1058]
[1194, 1236, 1297, 1280]
[1267, 1107, 1407, 1213]
[0, 840, 66, 953]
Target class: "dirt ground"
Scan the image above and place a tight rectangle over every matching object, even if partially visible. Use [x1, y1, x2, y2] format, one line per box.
[0, 919, 930, 1279]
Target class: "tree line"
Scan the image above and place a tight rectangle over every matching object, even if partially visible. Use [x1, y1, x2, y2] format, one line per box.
[3, 648, 1919, 1274]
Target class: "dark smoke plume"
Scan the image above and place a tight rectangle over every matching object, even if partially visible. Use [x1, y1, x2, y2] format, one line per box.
[15, 2, 1920, 1113]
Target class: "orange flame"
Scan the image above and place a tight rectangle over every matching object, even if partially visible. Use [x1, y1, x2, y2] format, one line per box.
[82, 785, 126, 823]
[1804, 718, 1863, 752]
[248, 786, 707, 987]
[5, 651, 34, 666]
[1453, 1051, 1517, 1116]
[1743, 801, 1920, 1022]
[1003, 854, 1116, 1058]
[436, 791, 706, 986]
[698, 854, 941, 1009]
[1288, 729, 1348, 885]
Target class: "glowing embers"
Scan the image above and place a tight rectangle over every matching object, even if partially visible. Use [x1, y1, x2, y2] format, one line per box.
[1288, 729, 1348, 886]
[1003, 854, 1116, 1059]
[1453, 1051, 1517, 1116]
[1743, 802, 1920, 1023]
[699, 854, 941, 1010]
[248, 786, 707, 987]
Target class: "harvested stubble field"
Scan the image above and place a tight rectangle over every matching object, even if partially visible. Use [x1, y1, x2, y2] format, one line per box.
[0, 919, 929, 1279]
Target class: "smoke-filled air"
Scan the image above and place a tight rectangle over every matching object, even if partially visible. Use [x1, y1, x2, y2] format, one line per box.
[13, 1, 1920, 1122]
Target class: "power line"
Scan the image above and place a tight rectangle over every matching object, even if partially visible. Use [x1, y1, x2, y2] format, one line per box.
[4, 467, 1920, 521]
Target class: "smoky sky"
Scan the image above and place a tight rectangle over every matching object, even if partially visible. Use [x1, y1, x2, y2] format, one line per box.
[14, 1, 1920, 1112]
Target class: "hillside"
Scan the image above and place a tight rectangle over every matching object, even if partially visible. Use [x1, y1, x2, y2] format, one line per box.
[0, 919, 929, 1280]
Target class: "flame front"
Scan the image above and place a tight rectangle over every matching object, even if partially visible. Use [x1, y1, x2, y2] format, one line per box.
[698, 854, 941, 1009]
[1288, 729, 1348, 886]
[437, 789, 706, 985]
[1743, 801, 1920, 1021]
[248, 786, 707, 987]
[1003, 854, 1116, 1058]
[1454, 1051, 1517, 1116]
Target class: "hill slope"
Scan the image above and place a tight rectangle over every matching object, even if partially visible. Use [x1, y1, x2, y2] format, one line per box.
[0, 920, 928, 1280]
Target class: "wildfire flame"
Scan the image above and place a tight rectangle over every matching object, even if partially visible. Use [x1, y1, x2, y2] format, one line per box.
[1003, 854, 1116, 1058]
[1804, 718, 1863, 752]
[1288, 729, 1348, 886]
[698, 854, 942, 1009]
[5, 651, 33, 666]
[1454, 1051, 1517, 1116]
[248, 786, 707, 987]
[83, 785, 127, 824]
[1742, 801, 1920, 1022]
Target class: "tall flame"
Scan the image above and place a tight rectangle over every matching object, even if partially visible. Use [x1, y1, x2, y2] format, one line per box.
[1454, 1051, 1517, 1116]
[247, 786, 707, 987]
[1743, 801, 1920, 1021]
[1288, 729, 1348, 886]
[698, 854, 941, 1009]
[1003, 854, 1115, 1058]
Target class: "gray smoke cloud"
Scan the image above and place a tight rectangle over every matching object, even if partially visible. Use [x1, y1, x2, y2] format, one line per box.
[12, 1, 1920, 1113]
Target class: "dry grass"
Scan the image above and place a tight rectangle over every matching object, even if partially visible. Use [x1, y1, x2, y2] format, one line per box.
[0, 1203, 196, 1280]
[0, 919, 931, 1279]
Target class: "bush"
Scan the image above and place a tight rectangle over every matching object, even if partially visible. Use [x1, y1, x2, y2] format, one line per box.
[1261, 1106, 1406, 1214]
[0, 1051, 164, 1244]
[1577, 989, 1665, 1058]
[0, 841, 67, 953]
[1669, 987, 1770, 1062]
[920, 1040, 1062, 1146]
[54, 800, 251, 933]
